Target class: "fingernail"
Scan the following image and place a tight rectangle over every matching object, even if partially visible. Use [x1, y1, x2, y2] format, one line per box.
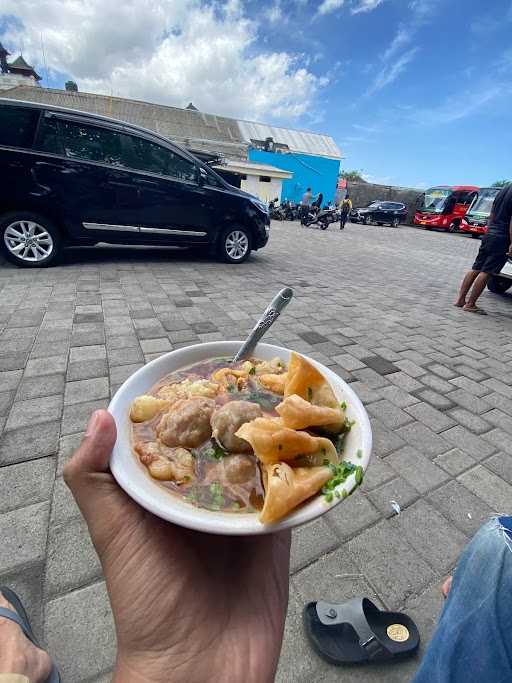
[85, 410, 101, 437]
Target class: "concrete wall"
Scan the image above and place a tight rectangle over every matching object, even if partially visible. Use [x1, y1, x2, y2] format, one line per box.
[248, 149, 340, 205]
[346, 181, 423, 224]
[241, 175, 283, 203]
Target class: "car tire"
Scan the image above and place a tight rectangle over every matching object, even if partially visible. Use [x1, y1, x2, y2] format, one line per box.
[392, 218, 400, 227]
[217, 226, 251, 264]
[487, 275, 512, 295]
[448, 220, 460, 233]
[0, 212, 62, 268]
[361, 216, 368, 225]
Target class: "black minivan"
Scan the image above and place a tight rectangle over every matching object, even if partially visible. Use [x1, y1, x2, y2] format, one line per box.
[0, 99, 270, 267]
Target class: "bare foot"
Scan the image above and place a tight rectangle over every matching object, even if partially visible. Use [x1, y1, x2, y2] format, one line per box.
[0, 592, 51, 682]
[454, 300, 465, 308]
[441, 576, 452, 599]
[463, 304, 487, 315]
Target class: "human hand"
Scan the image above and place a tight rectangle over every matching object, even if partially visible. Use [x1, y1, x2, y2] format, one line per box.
[64, 410, 291, 683]
[507, 243, 512, 257]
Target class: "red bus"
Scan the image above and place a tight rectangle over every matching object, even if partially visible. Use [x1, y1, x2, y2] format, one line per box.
[414, 185, 479, 232]
[460, 187, 501, 238]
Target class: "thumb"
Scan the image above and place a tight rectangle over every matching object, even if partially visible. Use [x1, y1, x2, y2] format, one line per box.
[64, 409, 121, 526]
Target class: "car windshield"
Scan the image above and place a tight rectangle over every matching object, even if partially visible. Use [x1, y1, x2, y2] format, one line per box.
[467, 188, 500, 218]
[419, 188, 452, 213]
[367, 202, 380, 208]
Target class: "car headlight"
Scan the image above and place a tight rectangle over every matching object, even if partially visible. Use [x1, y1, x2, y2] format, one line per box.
[250, 197, 269, 214]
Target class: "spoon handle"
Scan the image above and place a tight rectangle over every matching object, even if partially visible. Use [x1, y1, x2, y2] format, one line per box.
[232, 287, 294, 363]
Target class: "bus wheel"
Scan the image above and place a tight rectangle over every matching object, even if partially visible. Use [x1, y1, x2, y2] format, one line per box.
[448, 220, 460, 233]
[487, 276, 512, 295]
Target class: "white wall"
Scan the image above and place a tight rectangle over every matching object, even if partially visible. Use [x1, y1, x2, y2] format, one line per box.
[241, 175, 283, 203]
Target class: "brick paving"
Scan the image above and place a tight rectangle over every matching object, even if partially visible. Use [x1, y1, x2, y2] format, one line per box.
[1, 220, 512, 681]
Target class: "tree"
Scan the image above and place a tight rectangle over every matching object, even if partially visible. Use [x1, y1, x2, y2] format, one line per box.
[340, 169, 366, 182]
[65, 80, 78, 92]
[492, 179, 510, 187]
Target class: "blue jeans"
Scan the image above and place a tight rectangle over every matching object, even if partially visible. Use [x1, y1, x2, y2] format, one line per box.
[413, 517, 512, 683]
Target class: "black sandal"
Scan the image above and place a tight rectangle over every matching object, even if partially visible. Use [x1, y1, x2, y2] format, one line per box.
[304, 597, 419, 665]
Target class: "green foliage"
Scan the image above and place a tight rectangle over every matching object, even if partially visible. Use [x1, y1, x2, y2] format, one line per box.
[492, 179, 510, 188]
[340, 169, 366, 182]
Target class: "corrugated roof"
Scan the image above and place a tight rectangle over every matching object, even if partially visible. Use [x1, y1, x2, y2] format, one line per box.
[237, 119, 341, 159]
[1, 86, 248, 159]
[1, 85, 341, 160]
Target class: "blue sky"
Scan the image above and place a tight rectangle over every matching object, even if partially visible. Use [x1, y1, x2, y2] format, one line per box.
[2, 0, 512, 189]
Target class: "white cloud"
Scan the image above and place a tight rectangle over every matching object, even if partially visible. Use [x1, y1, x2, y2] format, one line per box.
[317, 0, 345, 16]
[367, 47, 418, 94]
[366, 0, 440, 94]
[410, 84, 506, 125]
[351, 0, 386, 14]
[0, 0, 327, 121]
[264, 1, 283, 24]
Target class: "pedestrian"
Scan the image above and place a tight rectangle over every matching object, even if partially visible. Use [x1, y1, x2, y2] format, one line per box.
[300, 187, 313, 224]
[455, 183, 512, 314]
[339, 194, 352, 230]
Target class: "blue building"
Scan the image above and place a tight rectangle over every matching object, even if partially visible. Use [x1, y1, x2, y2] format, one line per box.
[238, 120, 342, 205]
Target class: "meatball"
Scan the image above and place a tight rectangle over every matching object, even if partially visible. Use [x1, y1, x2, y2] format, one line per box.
[223, 453, 257, 484]
[158, 398, 216, 448]
[211, 400, 263, 453]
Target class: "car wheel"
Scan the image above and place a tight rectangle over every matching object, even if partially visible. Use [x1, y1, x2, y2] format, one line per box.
[218, 226, 251, 264]
[448, 220, 460, 233]
[392, 217, 400, 227]
[1, 212, 62, 268]
[487, 275, 512, 295]
[377, 222, 383, 226]
[361, 216, 368, 225]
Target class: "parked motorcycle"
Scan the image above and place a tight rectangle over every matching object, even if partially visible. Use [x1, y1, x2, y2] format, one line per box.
[281, 200, 300, 221]
[303, 207, 339, 230]
[268, 198, 286, 221]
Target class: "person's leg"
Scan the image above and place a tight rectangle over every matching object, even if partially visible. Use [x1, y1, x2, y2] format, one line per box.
[0, 591, 51, 682]
[464, 272, 491, 311]
[454, 269, 479, 307]
[413, 517, 512, 683]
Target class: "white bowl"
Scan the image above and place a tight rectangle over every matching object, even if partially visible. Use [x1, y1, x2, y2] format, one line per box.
[109, 341, 372, 535]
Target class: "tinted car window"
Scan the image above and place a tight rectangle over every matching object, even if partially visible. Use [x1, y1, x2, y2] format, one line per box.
[0, 105, 39, 149]
[34, 116, 63, 155]
[59, 119, 130, 167]
[129, 136, 197, 182]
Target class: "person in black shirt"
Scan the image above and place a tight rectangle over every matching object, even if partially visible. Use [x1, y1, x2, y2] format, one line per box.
[455, 184, 512, 313]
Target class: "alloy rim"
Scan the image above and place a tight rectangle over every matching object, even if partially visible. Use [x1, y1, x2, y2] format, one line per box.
[225, 230, 249, 260]
[4, 220, 54, 262]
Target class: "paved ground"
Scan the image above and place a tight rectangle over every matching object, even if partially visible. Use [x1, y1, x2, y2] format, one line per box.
[1, 220, 512, 682]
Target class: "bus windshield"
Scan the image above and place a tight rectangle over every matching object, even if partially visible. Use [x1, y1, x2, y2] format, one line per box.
[419, 188, 452, 214]
[467, 187, 500, 218]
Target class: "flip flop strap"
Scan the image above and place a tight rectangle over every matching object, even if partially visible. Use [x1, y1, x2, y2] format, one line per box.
[316, 598, 389, 659]
[0, 608, 33, 644]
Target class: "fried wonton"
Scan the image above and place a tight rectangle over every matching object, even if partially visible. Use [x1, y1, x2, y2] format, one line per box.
[259, 462, 331, 524]
[276, 394, 345, 431]
[258, 372, 288, 395]
[235, 417, 338, 465]
[284, 353, 344, 432]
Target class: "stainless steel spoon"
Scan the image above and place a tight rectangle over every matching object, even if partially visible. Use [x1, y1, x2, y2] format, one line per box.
[232, 287, 294, 363]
